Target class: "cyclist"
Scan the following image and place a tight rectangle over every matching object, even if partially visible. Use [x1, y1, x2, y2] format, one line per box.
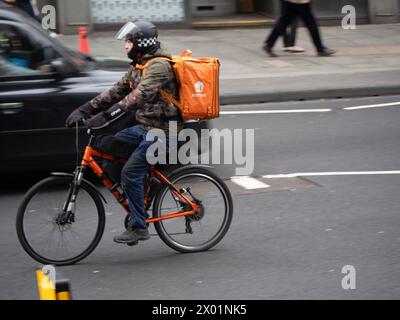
[65, 20, 182, 245]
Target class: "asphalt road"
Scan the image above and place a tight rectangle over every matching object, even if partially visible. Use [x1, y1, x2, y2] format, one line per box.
[1, 95, 400, 299]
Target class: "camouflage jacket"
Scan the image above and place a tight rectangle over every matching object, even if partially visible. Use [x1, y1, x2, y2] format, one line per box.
[90, 48, 182, 132]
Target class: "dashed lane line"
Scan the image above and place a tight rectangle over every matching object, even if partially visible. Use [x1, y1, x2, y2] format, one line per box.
[263, 171, 400, 179]
[230, 176, 271, 190]
[224, 171, 400, 196]
[220, 109, 332, 115]
[221, 101, 400, 114]
[344, 101, 400, 110]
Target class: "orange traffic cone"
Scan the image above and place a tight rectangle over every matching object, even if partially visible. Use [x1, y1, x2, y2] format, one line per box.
[78, 26, 90, 54]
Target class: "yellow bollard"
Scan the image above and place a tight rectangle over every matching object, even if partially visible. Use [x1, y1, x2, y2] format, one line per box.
[36, 268, 56, 300]
[36, 266, 72, 300]
[56, 279, 72, 300]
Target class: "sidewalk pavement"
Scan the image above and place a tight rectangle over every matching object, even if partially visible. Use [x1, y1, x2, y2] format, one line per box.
[59, 24, 400, 105]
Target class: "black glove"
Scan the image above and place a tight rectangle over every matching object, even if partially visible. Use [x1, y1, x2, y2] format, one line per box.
[65, 102, 96, 128]
[86, 112, 109, 129]
[87, 105, 125, 129]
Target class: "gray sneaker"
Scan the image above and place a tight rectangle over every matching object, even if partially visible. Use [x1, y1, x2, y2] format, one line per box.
[113, 226, 150, 245]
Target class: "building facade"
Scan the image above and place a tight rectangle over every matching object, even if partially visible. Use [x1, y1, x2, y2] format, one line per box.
[90, 0, 186, 24]
[191, 0, 399, 25]
[36, 0, 400, 34]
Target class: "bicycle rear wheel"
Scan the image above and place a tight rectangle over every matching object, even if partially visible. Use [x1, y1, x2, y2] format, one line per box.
[153, 167, 233, 253]
[16, 176, 105, 266]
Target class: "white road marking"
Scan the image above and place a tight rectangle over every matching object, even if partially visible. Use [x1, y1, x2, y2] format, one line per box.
[220, 109, 332, 115]
[263, 171, 400, 179]
[344, 101, 400, 110]
[230, 176, 271, 190]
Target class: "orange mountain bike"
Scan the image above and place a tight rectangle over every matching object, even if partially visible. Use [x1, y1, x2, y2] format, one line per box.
[16, 129, 233, 266]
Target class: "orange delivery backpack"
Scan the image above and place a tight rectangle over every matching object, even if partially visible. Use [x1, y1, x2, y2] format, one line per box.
[137, 50, 220, 121]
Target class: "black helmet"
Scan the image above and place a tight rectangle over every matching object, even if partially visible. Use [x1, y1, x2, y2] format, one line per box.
[116, 20, 159, 54]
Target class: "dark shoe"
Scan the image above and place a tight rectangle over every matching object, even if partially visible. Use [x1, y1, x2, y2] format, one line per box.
[262, 43, 278, 57]
[113, 226, 150, 245]
[317, 48, 336, 57]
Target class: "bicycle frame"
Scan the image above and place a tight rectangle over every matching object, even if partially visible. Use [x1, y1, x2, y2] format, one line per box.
[75, 135, 199, 224]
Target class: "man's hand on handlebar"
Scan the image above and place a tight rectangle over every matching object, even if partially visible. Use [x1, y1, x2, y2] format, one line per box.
[86, 112, 109, 129]
[86, 105, 125, 129]
[65, 102, 96, 128]
[66, 102, 126, 130]
[76, 118, 88, 126]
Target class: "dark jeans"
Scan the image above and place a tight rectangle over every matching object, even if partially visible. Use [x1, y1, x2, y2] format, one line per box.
[115, 125, 162, 229]
[266, 1, 325, 52]
[281, 0, 298, 47]
[283, 17, 298, 47]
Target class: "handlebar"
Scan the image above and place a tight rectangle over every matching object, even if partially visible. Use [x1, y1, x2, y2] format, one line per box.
[77, 118, 88, 127]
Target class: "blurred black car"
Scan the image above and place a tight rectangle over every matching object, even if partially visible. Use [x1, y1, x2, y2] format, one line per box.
[0, 4, 207, 173]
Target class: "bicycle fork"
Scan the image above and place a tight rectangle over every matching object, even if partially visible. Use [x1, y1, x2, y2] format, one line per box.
[59, 165, 87, 223]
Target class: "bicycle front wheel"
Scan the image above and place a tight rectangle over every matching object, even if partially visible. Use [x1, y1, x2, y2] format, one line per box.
[153, 167, 233, 253]
[16, 176, 105, 266]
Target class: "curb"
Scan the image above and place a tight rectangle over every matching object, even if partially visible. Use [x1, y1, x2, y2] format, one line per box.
[192, 19, 274, 29]
[220, 85, 400, 105]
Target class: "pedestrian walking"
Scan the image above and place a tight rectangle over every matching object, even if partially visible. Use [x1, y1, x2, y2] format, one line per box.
[263, 0, 335, 57]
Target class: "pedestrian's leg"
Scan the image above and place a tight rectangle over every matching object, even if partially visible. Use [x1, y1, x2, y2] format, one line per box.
[288, 17, 298, 47]
[281, 0, 291, 48]
[284, 17, 305, 53]
[298, 3, 324, 52]
[265, 1, 296, 48]
[283, 24, 291, 48]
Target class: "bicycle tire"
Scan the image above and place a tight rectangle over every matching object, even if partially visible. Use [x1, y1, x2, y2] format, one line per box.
[153, 167, 233, 253]
[16, 176, 106, 266]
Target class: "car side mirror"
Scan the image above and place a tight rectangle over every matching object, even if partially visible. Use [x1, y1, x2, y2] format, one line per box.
[50, 58, 77, 80]
[50, 59, 69, 75]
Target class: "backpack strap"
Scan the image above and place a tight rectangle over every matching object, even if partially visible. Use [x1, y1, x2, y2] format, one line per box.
[136, 57, 181, 109]
[136, 57, 171, 77]
[159, 88, 181, 109]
